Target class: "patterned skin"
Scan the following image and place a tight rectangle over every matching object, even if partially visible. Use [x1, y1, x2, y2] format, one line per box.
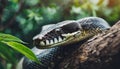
[22, 17, 110, 69]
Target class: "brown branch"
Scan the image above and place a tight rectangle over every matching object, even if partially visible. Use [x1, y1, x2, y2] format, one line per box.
[59, 21, 120, 69]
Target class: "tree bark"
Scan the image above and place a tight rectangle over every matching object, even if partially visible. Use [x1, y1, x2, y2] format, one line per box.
[59, 21, 120, 69]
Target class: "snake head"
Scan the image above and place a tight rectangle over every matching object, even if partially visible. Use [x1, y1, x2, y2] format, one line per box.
[33, 17, 110, 49]
[33, 20, 83, 49]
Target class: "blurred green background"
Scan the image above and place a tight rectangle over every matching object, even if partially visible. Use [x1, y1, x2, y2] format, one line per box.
[0, 0, 120, 69]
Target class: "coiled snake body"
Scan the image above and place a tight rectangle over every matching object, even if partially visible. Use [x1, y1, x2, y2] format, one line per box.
[21, 17, 110, 69]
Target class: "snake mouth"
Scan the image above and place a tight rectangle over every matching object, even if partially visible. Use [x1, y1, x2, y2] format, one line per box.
[39, 35, 65, 47]
[34, 29, 99, 49]
[34, 31, 83, 49]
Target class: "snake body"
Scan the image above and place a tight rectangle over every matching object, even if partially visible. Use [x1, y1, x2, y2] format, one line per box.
[22, 17, 110, 69]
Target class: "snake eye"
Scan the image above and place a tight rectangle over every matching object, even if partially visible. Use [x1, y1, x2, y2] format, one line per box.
[61, 22, 80, 33]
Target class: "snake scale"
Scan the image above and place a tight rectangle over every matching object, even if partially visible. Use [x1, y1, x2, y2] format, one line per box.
[20, 17, 110, 69]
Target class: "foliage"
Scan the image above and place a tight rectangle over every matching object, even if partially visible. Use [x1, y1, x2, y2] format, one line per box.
[0, 0, 120, 69]
[0, 33, 39, 69]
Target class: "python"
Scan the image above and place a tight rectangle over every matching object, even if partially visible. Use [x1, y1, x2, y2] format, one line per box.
[17, 17, 110, 69]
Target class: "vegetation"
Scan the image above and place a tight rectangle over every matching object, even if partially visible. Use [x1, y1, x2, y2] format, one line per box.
[0, 0, 120, 69]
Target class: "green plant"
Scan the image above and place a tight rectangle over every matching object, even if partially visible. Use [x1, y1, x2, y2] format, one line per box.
[0, 33, 39, 69]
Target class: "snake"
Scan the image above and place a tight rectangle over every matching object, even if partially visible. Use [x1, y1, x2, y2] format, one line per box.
[18, 17, 110, 69]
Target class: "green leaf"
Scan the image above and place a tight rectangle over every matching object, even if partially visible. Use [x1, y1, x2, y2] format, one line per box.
[0, 42, 15, 63]
[0, 33, 25, 43]
[2, 41, 39, 63]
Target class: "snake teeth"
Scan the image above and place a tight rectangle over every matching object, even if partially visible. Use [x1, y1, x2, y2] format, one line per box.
[40, 36, 64, 46]
[40, 41, 45, 45]
[58, 36, 62, 42]
[50, 40, 54, 44]
[46, 40, 49, 45]
[54, 38, 58, 43]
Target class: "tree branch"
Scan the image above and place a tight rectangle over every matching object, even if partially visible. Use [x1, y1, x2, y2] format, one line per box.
[59, 21, 120, 69]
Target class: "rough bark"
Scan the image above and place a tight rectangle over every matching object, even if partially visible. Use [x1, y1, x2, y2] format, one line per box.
[59, 21, 120, 69]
